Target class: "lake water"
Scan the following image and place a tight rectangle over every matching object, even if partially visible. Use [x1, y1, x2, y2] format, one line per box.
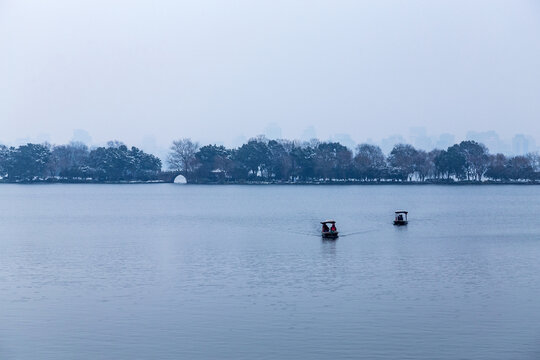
[1, 184, 539, 359]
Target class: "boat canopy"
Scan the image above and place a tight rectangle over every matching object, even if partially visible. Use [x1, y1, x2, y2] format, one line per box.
[395, 211, 408, 214]
[320, 220, 336, 224]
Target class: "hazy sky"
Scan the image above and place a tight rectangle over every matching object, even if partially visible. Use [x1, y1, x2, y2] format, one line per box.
[1, 0, 539, 149]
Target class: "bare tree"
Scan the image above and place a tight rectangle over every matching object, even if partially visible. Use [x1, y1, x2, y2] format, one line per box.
[354, 144, 386, 180]
[388, 144, 418, 181]
[526, 152, 540, 173]
[48, 142, 89, 176]
[167, 138, 199, 172]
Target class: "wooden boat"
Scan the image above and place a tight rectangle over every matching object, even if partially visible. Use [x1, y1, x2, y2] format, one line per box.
[393, 211, 408, 226]
[321, 220, 339, 238]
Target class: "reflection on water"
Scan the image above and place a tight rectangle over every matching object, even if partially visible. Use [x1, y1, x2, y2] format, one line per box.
[0, 184, 540, 360]
[393, 224, 409, 232]
[321, 237, 337, 257]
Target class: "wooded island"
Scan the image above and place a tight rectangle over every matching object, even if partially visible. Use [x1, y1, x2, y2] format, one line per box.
[0, 137, 538, 183]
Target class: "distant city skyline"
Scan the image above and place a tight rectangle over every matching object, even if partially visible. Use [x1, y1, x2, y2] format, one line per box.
[2, 126, 537, 164]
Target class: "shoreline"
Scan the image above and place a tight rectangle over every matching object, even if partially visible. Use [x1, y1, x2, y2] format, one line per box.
[1, 180, 538, 185]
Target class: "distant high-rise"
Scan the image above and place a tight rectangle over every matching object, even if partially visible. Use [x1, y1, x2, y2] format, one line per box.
[72, 129, 92, 145]
[333, 134, 356, 150]
[512, 134, 529, 155]
[466, 131, 508, 154]
[380, 135, 406, 154]
[409, 127, 433, 150]
[263, 123, 282, 140]
[435, 133, 455, 150]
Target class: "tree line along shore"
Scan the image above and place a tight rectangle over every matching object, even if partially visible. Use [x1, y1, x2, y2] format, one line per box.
[0, 137, 539, 184]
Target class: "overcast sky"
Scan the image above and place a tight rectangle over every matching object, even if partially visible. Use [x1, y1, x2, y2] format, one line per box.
[1, 0, 539, 151]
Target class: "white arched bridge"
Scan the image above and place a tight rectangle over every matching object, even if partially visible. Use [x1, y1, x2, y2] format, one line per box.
[157, 171, 190, 183]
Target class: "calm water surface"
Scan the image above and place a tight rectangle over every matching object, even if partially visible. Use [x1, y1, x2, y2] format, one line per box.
[1, 184, 539, 359]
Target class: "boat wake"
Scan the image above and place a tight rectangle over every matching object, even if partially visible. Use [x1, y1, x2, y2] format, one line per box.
[338, 228, 379, 237]
[282, 227, 380, 238]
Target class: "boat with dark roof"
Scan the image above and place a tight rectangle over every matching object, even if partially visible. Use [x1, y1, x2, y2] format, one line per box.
[393, 211, 408, 226]
[321, 220, 339, 238]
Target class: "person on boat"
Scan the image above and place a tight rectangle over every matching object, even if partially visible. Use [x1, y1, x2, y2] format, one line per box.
[322, 223, 330, 232]
[330, 223, 337, 232]
[397, 214, 403, 221]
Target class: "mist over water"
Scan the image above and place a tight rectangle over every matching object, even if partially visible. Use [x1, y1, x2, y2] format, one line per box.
[1, 184, 539, 359]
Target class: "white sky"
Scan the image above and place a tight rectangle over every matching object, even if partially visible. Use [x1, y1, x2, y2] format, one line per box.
[1, 0, 539, 151]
